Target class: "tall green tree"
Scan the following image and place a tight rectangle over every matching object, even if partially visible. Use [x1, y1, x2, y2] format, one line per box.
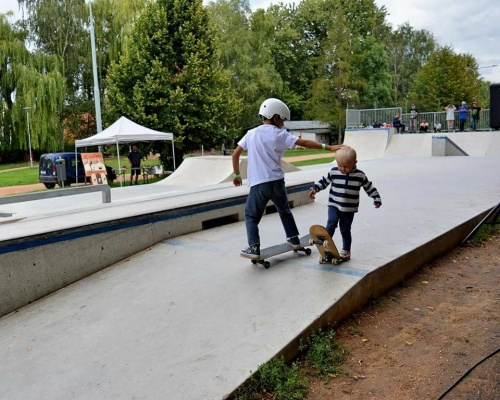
[386, 22, 436, 107]
[409, 46, 482, 111]
[106, 0, 241, 165]
[207, 0, 282, 129]
[355, 35, 393, 109]
[0, 13, 65, 152]
[18, 0, 148, 140]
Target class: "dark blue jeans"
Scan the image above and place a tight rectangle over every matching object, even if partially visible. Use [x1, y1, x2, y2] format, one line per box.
[326, 206, 355, 252]
[245, 179, 299, 246]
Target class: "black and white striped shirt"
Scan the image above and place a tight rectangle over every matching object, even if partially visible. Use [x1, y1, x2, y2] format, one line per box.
[311, 167, 381, 212]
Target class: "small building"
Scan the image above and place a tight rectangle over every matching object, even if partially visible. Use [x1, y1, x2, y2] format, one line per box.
[284, 120, 331, 145]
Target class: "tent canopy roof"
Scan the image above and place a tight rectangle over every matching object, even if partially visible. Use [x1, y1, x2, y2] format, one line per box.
[75, 116, 174, 148]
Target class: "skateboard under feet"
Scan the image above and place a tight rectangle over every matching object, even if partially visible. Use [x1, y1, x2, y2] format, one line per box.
[245, 235, 312, 269]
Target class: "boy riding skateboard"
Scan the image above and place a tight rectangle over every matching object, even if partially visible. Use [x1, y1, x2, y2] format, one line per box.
[232, 98, 343, 259]
[308, 146, 382, 261]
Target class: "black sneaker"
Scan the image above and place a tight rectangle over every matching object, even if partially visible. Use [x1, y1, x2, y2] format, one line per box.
[240, 245, 260, 259]
[286, 236, 302, 249]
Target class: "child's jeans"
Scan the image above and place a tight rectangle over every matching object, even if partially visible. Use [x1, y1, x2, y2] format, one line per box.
[326, 206, 355, 252]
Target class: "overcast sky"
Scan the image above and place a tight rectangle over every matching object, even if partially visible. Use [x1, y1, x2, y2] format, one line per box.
[1, 0, 499, 83]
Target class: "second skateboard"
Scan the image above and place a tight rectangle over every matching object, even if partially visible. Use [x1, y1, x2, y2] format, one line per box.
[309, 225, 343, 265]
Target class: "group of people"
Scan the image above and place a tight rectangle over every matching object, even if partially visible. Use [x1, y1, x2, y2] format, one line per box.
[233, 98, 382, 263]
[392, 101, 482, 134]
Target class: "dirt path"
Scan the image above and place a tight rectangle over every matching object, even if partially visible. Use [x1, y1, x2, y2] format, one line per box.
[0, 183, 46, 197]
[307, 234, 500, 400]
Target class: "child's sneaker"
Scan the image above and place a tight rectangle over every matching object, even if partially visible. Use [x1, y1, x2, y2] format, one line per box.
[339, 249, 351, 261]
[286, 236, 302, 249]
[240, 245, 260, 259]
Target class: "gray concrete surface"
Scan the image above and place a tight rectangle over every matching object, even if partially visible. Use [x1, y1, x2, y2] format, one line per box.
[0, 153, 499, 399]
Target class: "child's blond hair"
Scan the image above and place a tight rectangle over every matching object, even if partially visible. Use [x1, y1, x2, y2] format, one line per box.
[336, 146, 357, 163]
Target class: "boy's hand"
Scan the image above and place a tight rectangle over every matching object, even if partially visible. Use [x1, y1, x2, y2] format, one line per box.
[308, 189, 317, 200]
[374, 201, 382, 209]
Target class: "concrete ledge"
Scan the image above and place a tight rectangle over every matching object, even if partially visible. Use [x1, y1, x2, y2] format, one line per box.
[0, 182, 312, 318]
[224, 210, 486, 399]
[0, 185, 111, 206]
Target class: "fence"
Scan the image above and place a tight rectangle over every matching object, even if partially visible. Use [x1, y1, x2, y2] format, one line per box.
[346, 107, 402, 129]
[347, 108, 492, 132]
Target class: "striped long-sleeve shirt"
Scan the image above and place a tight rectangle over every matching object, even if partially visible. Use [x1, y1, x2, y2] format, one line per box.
[311, 167, 381, 212]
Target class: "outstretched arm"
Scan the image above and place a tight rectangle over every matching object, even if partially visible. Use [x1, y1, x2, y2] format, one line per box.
[232, 146, 244, 187]
[295, 139, 343, 152]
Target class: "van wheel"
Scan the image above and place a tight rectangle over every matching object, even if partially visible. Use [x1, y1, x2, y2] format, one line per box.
[44, 183, 56, 189]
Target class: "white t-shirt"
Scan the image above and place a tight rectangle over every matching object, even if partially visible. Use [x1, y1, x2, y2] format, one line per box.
[238, 124, 298, 187]
[446, 107, 456, 121]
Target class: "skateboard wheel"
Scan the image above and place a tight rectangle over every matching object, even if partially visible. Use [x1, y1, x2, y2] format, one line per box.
[331, 259, 339, 265]
[323, 240, 330, 248]
[305, 248, 312, 256]
[263, 261, 271, 269]
[318, 256, 324, 264]
[309, 239, 315, 246]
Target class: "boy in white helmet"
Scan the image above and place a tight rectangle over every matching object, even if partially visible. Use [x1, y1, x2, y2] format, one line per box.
[232, 98, 343, 259]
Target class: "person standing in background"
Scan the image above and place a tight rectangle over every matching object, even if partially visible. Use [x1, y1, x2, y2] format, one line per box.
[408, 104, 418, 133]
[445, 104, 456, 132]
[128, 144, 141, 185]
[470, 101, 482, 131]
[458, 101, 470, 132]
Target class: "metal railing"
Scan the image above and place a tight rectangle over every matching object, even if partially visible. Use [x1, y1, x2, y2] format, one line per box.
[346, 107, 402, 129]
[347, 108, 492, 132]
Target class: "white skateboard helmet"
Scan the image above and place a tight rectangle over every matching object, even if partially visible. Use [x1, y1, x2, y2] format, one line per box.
[259, 98, 290, 121]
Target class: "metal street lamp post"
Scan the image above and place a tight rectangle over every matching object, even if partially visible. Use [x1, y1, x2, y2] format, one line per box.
[88, 0, 102, 134]
[23, 106, 33, 168]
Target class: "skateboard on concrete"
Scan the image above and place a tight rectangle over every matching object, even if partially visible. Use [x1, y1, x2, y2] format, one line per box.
[309, 225, 342, 265]
[247, 235, 312, 269]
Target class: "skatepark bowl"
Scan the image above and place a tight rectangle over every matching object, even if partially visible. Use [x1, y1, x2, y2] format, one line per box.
[0, 133, 499, 399]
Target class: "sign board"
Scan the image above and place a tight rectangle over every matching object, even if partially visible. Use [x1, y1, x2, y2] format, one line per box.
[81, 153, 108, 185]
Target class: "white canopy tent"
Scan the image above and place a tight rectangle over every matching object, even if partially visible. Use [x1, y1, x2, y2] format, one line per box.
[74, 116, 176, 184]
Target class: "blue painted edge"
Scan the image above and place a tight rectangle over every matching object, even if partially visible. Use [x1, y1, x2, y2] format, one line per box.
[0, 183, 312, 255]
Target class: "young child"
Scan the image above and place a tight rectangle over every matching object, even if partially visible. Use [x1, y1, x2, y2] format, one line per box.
[308, 146, 381, 261]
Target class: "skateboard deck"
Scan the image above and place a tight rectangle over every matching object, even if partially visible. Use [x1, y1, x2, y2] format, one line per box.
[309, 225, 342, 265]
[246, 234, 312, 269]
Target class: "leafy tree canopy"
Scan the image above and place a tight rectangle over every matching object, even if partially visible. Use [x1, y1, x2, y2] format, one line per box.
[106, 0, 241, 165]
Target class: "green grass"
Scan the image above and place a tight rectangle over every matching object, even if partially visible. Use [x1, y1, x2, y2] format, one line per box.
[236, 326, 350, 399]
[466, 224, 500, 246]
[0, 166, 39, 186]
[291, 157, 334, 167]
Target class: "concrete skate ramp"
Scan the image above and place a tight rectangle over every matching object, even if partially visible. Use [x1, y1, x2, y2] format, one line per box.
[384, 134, 433, 157]
[431, 136, 468, 156]
[445, 132, 493, 156]
[486, 132, 500, 156]
[158, 156, 300, 187]
[343, 129, 391, 160]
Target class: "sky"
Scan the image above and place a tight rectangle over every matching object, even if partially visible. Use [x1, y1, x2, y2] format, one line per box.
[1, 0, 499, 83]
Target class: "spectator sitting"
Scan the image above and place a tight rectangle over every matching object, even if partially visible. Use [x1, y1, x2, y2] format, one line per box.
[419, 119, 429, 133]
[392, 112, 405, 133]
[434, 121, 442, 133]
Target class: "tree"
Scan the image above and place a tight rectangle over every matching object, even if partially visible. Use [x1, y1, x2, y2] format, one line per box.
[0, 14, 65, 153]
[19, 0, 149, 140]
[106, 0, 241, 166]
[409, 46, 482, 111]
[207, 0, 283, 129]
[355, 35, 393, 109]
[386, 23, 436, 106]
